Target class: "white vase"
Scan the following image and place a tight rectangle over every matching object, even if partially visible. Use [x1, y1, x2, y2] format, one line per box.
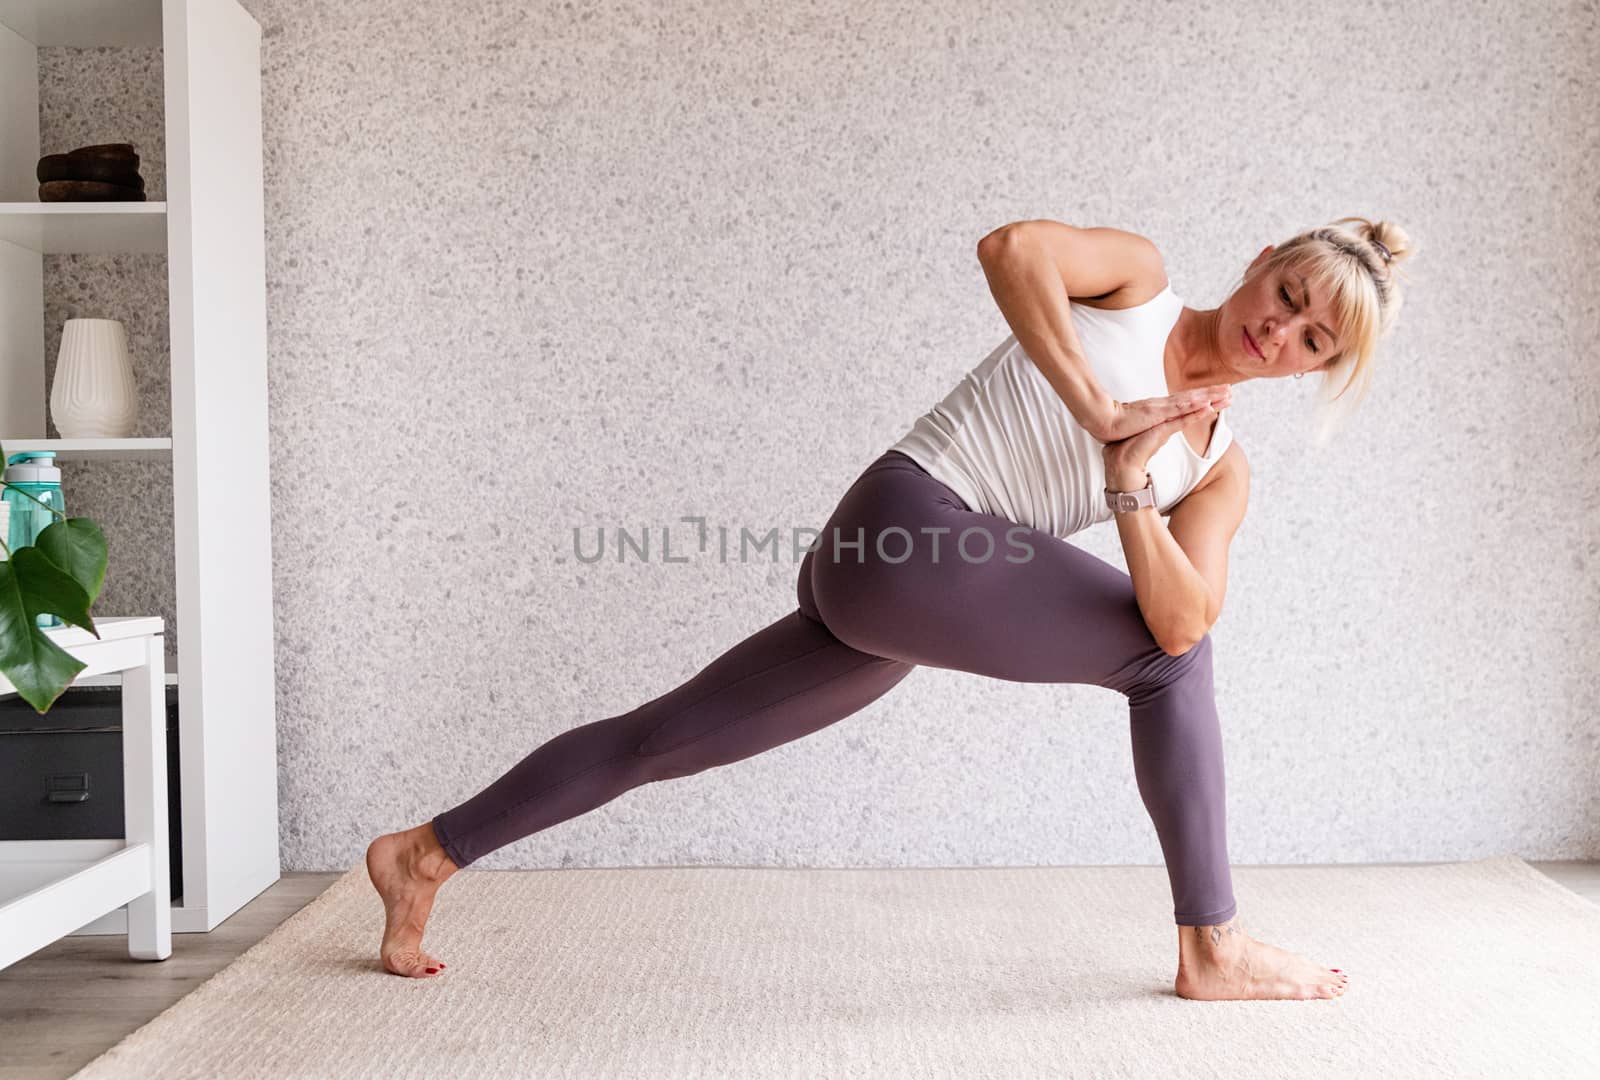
[50, 318, 138, 438]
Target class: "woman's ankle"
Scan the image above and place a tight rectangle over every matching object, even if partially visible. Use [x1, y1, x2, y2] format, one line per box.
[1177, 914, 1247, 965]
[408, 821, 460, 882]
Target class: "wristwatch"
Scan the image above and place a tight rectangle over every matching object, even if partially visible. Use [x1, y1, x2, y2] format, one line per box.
[1105, 472, 1156, 514]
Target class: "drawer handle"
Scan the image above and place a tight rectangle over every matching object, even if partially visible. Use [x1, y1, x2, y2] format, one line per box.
[47, 773, 90, 803]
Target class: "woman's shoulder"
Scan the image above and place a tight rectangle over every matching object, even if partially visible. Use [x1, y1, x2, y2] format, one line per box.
[1070, 255, 1171, 313]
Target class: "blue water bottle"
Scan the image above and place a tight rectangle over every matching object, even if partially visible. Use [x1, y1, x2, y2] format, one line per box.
[2, 451, 67, 629]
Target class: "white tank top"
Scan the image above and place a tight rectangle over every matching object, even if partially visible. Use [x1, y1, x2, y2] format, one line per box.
[887, 283, 1232, 539]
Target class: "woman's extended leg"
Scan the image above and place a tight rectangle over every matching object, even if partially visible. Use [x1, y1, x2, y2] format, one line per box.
[429, 609, 913, 868]
[368, 528, 914, 976]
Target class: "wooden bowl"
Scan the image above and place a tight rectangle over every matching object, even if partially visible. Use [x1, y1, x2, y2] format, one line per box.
[37, 152, 144, 187]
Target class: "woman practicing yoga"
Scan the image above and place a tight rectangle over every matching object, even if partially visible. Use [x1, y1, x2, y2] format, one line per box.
[366, 214, 1412, 999]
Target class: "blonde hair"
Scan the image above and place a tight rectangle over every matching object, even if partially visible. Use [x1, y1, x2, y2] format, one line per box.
[1236, 216, 1417, 446]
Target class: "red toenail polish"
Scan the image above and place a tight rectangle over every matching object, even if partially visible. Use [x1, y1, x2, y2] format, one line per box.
[426, 967, 438, 974]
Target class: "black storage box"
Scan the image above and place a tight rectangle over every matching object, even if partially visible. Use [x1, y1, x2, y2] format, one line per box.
[0, 684, 182, 902]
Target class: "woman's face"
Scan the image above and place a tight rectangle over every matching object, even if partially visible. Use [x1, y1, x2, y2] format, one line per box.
[1226, 248, 1341, 379]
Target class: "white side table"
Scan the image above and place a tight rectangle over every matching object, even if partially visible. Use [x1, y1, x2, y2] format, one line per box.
[0, 616, 171, 969]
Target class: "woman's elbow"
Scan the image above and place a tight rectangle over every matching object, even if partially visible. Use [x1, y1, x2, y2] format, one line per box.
[1158, 618, 1209, 657]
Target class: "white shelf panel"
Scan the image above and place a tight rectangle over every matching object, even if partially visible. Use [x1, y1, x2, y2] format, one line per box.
[67, 671, 179, 688]
[2, 437, 172, 461]
[0, 203, 166, 254]
[0, 844, 148, 909]
[0, 1, 163, 47]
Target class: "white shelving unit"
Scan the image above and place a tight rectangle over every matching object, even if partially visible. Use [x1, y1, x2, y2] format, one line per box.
[0, 0, 277, 934]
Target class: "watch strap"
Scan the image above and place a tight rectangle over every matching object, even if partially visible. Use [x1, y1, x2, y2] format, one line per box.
[1104, 473, 1156, 513]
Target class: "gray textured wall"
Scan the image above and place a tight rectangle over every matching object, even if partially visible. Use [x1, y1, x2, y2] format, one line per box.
[35, 0, 1598, 872]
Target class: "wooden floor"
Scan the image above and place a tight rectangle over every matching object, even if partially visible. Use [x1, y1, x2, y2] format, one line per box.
[2, 862, 1596, 1079]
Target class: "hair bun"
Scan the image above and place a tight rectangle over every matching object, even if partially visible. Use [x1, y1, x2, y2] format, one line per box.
[1371, 238, 1393, 263]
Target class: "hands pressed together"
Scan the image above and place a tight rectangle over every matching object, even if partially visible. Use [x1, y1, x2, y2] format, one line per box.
[1093, 384, 1233, 492]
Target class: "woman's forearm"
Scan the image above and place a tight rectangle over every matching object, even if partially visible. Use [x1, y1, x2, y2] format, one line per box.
[1107, 468, 1211, 654]
[978, 229, 1116, 437]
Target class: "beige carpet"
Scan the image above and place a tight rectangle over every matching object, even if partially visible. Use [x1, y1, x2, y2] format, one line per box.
[71, 856, 1599, 1079]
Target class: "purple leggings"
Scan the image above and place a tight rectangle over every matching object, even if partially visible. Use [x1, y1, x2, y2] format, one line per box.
[432, 449, 1237, 926]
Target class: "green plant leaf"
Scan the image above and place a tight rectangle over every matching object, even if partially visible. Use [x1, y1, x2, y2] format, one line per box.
[9, 545, 98, 636]
[35, 516, 107, 603]
[0, 561, 88, 713]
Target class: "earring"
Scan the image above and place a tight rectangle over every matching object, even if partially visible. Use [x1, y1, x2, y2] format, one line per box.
[1295, 372, 1304, 379]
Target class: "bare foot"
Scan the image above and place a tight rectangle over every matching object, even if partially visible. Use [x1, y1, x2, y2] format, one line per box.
[365, 822, 460, 978]
[1174, 915, 1349, 1001]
